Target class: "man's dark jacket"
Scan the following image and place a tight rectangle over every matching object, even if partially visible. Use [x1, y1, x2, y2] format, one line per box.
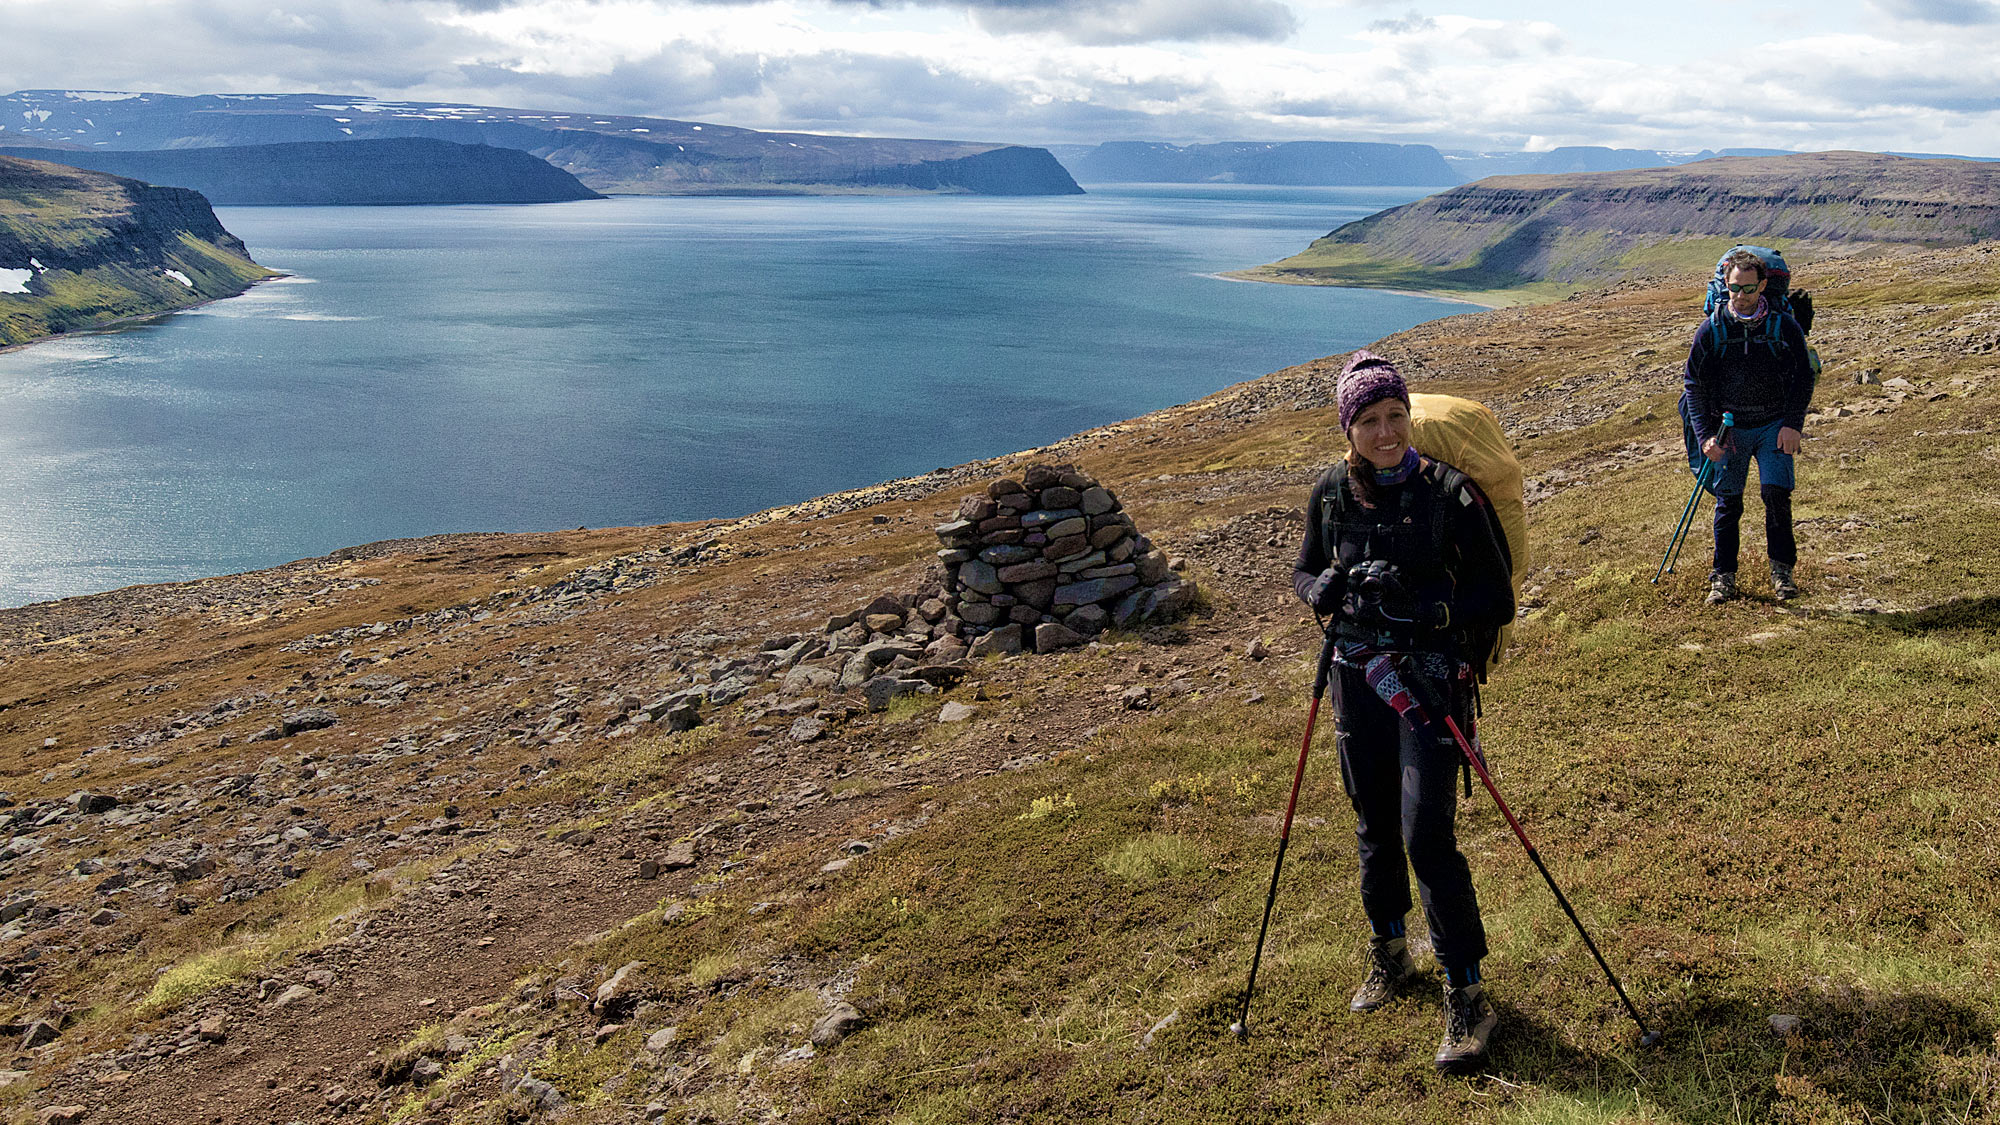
[1682, 310, 1814, 447]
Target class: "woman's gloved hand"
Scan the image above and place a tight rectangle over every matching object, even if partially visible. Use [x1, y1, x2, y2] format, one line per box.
[1303, 562, 1346, 614]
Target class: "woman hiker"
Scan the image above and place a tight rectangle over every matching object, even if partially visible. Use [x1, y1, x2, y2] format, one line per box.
[1291, 350, 1517, 1072]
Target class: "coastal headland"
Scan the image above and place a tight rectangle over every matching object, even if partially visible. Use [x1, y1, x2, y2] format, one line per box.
[1229, 152, 2000, 306]
[3, 240, 1997, 1122]
[0, 155, 274, 348]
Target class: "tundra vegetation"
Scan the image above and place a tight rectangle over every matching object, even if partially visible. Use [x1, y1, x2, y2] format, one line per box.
[0, 241, 1996, 1124]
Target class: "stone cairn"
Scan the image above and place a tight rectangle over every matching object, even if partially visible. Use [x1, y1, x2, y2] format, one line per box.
[934, 462, 1193, 654]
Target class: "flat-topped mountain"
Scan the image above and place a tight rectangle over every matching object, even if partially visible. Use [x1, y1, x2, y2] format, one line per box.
[0, 90, 1084, 197]
[3, 138, 602, 205]
[1049, 140, 1458, 185]
[0, 155, 272, 347]
[1239, 151, 2000, 304]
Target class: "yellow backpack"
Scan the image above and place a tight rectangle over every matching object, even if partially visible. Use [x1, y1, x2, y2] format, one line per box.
[1408, 393, 1528, 674]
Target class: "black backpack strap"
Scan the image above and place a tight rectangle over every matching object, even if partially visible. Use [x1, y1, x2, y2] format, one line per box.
[1425, 461, 1467, 564]
[1317, 460, 1349, 564]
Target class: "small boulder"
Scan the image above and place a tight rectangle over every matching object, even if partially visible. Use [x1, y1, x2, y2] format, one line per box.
[862, 675, 927, 712]
[664, 702, 703, 732]
[68, 792, 118, 815]
[937, 701, 977, 723]
[1034, 622, 1086, 653]
[18, 1020, 60, 1050]
[810, 1001, 867, 1047]
[1066, 604, 1109, 635]
[595, 961, 648, 1016]
[280, 708, 338, 736]
[270, 984, 315, 1008]
[969, 623, 1025, 658]
[512, 1076, 568, 1111]
[661, 839, 699, 870]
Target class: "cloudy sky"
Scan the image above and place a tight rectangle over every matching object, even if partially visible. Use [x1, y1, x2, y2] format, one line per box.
[6, 0, 1999, 154]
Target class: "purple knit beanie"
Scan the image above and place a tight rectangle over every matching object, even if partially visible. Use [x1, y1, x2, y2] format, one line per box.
[1337, 350, 1409, 430]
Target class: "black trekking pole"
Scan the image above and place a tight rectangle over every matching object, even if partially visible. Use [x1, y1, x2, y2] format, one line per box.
[1229, 626, 1338, 1041]
[1654, 412, 1734, 584]
[1438, 710, 1663, 1049]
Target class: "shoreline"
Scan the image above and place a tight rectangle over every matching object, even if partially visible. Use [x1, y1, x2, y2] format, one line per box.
[1215, 266, 1516, 307]
[0, 270, 285, 355]
[1206, 267, 1501, 307]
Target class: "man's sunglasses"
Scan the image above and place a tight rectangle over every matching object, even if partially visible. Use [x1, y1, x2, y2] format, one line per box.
[1725, 282, 1762, 293]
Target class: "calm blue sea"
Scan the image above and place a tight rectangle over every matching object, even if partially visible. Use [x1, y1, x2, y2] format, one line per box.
[0, 184, 1463, 608]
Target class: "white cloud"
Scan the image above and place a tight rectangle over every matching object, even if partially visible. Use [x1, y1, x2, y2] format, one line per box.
[0, 0, 1995, 154]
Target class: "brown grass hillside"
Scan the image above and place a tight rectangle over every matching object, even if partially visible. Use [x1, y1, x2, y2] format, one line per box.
[1, 241, 1996, 1124]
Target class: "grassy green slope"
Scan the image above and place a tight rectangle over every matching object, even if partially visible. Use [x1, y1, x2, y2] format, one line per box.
[0, 156, 273, 347]
[363, 245, 2000, 1124]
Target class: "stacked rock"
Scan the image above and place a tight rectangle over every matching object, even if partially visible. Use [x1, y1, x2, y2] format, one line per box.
[933, 463, 1193, 653]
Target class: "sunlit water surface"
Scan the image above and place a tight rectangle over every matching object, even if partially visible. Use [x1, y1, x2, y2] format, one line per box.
[0, 184, 1464, 608]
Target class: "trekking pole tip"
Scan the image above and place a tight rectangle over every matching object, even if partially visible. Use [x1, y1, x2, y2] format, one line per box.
[1639, 1029, 1664, 1050]
[1229, 1021, 1248, 1041]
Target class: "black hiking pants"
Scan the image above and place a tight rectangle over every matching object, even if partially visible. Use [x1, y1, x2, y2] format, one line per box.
[1331, 662, 1488, 970]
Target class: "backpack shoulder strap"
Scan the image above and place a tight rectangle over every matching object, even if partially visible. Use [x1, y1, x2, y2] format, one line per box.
[1420, 459, 1467, 559]
[1318, 460, 1349, 560]
[1705, 307, 1730, 358]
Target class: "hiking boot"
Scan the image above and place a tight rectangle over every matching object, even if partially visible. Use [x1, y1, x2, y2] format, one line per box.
[1435, 982, 1498, 1073]
[1771, 561, 1798, 601]
[1349, 935, 1416, 1012]
[1705, 570, 1737, 606]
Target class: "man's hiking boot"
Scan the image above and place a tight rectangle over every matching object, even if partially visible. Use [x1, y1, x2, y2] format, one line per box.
[1705, 570, 1737, 606]
[1434, 982, 1498, 1073]
[1771, 561, 1798, 601]
[1349, 935, 1416, 1012]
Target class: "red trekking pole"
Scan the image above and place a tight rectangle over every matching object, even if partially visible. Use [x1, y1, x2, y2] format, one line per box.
[1229, 627, 1337, 1040]
[1439, 711, 1663, 1049]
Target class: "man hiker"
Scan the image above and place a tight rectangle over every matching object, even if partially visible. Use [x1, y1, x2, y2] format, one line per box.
[1683, 248, 1816, 604]
[1291, 350, 1517, 1072]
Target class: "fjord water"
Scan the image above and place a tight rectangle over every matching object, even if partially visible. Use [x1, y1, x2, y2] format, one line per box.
[0, 185, 1460, 608]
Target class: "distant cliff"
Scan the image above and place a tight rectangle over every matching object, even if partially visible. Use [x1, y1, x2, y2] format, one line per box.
[1441, 146, 1721, 178]
[3, 138, 602, 205]
[1049, 140, 1458, 185]
[0, 155, 272, 347]
[1238, 151, 2000, 304]
[0, 91, 1083, 197]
